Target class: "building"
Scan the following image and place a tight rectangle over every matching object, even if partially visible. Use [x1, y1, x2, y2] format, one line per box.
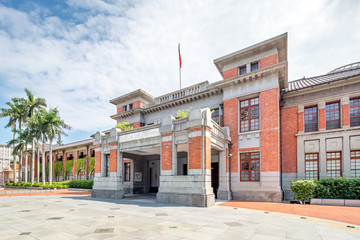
[91, 33, 288, 207]
[0, 144, 17, 184]
[26, 33, 360, 207]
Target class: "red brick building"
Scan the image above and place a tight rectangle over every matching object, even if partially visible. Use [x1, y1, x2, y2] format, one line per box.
[29, 33, 360, 207]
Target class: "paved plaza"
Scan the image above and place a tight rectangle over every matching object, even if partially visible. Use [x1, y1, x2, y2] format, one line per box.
[0, 193, 360, 240]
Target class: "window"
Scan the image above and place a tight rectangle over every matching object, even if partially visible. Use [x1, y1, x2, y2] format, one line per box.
[350, 98, 360, 127]
[326, 102, 340, 129]
[211, 108, 220, 125]
[304, 106, 318, 132]
[351, 151, 360, 178]
[326, 152, 341, 178]
[240, 152, 260, 181]
[305, 153, 319, 180]
[240, 97, 259, 132]
[124, 162, 131, 181]
[123, 105, 128, 111]
[129, 103, 133, 110]
[251, 62, 259, 72]
[238, 65, 246, 75]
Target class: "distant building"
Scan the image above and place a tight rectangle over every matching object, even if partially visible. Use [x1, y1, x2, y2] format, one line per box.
[0, 144, 17, 184]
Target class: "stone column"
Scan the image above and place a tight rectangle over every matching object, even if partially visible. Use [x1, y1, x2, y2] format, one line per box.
[217, 143, 231, 200]
[92, 129, 124, 199]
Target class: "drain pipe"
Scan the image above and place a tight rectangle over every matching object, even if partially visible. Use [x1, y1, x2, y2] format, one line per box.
[228, 142, 233, 200]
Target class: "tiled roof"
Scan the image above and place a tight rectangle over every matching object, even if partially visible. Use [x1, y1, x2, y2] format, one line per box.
[284, 67, 360, 92]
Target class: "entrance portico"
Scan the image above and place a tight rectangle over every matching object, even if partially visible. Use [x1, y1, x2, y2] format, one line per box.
[91, 107, 229, 207]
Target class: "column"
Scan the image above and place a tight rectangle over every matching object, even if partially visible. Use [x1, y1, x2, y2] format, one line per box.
[62, 151, 67, 179]
[73, 151, 78, 180]
[86, 145, 90, 178]
[217, 144, 231, 200]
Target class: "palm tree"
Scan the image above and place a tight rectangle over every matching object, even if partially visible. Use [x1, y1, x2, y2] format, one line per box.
[24, 88, 46, 184]
[41, 108, 71, 184]
[0, 98, 22, 183]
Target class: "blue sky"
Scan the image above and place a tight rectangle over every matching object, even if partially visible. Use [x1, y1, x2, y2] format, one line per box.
[0, 0, 359, 145]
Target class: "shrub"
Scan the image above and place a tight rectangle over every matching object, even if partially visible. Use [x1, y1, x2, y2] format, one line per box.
[68, 180, 93, 189]
[291, 179, 316, 203]
[313, 178, 360, 199]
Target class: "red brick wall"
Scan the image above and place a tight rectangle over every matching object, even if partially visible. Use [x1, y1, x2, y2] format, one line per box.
[239, 147, 260, 152]
[132, 122, 142, 129]
[161, 140, 172, 170]
[205, 128, 212, 169]
[110, 148, 117, 172]
[223, 67, 238, 80]
[73, 152, 78, 177]
[260, 54, 278, 69]
[319, 108, 325, 130]
[281, 106, 298, 173]
[298, 112, 304, 132]
[62, 153, 67, 176]
[189, 136, 202, 169]
[260, 88, 280, 172]
[133, 100, 146, 109]
[342, 104, 350, 126]
[94, 146, 101, 173]
[223, 98, 239, 172]
[117, 106, 123, 114]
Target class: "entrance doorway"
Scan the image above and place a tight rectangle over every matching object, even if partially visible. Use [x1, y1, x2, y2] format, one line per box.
[211, 162, 219, 198]
[149, 160, 160, 193]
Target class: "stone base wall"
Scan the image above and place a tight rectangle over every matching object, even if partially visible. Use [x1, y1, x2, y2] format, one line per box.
[217, 190, 231, 200]
[232, 190, 282, 202]
[91, 189, 125, 199]
[157, 192, 215, 207]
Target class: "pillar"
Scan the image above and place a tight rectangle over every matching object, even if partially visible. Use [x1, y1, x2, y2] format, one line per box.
[341, 97, 350, 128]
[298, 105, 304, 133]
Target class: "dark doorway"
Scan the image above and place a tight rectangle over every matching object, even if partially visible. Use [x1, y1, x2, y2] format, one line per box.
[211, 162, 219, 198]
[149, 167, 159, 193]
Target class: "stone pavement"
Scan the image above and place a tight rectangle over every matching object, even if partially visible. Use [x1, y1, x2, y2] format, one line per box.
[0, 194, 359, 240]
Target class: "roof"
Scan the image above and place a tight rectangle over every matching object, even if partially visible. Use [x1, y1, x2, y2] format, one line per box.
[110, 89, 155, 105]
[284, 66, 360, 92]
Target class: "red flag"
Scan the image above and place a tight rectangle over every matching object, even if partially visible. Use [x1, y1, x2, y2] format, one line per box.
[178, 43, 182, 68]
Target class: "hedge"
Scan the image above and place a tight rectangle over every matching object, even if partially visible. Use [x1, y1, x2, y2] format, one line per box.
[5, 180, 93, 189]
[67, 180, 93, 189]
[313, 178, 360, 199]
[291, 178, 360, 200]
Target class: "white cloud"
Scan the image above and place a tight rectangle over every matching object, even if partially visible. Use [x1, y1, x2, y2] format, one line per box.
[0, 0, 359, 142]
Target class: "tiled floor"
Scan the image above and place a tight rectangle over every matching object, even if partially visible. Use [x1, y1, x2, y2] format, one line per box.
[0, 194, 359, 239]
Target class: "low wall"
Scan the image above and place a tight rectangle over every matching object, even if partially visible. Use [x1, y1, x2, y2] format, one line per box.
[311, 198, 360, 207]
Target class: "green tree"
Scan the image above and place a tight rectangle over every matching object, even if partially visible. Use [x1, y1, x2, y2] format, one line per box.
[23, 88, 46, 184]
[0, 98, 22, 183]
[41, 108, 71, 185]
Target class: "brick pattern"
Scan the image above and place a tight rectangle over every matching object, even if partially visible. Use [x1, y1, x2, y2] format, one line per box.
[260, 88, 280, 172]
[205, 135, 211, 169]
[319, 108, 325, 130]
[281, 106, 298, 173]
[298, 112, 304, 132]
[223, 67, 238, 80]
[132, 122, 142, 129]
[63, 153, 67, 177]
[133, 100, 146, 109]
[95, 151, 101, 173]
[239, 147, 260, 152]
[260, 54, 278, 69]
[223, 98, 239, 172]
[161, 141, 172, 170]
[342, 104, 350, 126]
[189, 136, 202, 169]
[117, 106, 123, 114]
[73, 152, 78, 177]
[110, 149, 117, 172]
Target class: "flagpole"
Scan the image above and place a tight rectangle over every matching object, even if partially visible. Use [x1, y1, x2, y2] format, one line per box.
[178, 43, 182, 89]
